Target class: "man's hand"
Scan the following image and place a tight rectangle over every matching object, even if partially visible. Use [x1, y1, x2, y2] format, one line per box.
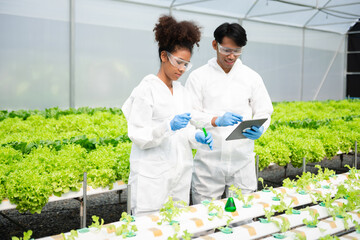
[242, 126, 264, 140]
[215, 112, 243, 127]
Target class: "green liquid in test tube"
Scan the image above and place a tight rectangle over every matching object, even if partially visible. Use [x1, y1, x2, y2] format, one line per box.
[225, 197, 236, 212]
[202, 128, 211, 149]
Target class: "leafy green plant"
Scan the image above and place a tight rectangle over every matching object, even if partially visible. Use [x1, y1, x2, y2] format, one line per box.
[302, 207, 320, 227]
[271, 199, 294, 214]
[345, 164, 360, 180]
[11, 230, 33, 240]
[272, 216, 291, 233]
[229, 185, 254, 207]
[258, 177, 270, 191]
[89, 215, 104, 231]
[314, 165, 335, 182]
[282, 178, 297, 189]
[263, 207, 275, 222]
[158, 197, 189, 225]
[206, 199, 224, 220]
[271, 188, 285, 202]
[313, 192, 334, 208]
[295, 171, 314, 194]
[115, 212, 138, 238]
[61, 230, 78, 240]
[327, 205, 353, 230]
[218, 216, 234, 234]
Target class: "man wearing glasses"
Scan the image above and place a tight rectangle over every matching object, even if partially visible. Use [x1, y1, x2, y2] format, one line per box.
[185, 22, 273, 204]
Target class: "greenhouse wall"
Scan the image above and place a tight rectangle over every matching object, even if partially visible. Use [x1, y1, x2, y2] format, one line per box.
[0, 0, 346, 110]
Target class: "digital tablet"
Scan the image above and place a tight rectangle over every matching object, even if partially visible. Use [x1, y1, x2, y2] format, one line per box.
[225, 118, 268, 141]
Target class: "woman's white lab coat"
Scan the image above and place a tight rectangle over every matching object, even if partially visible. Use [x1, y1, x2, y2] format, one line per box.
[122, 74, 198, 215]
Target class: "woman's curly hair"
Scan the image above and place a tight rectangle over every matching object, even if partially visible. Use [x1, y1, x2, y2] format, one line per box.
[154, 15, 201, 58]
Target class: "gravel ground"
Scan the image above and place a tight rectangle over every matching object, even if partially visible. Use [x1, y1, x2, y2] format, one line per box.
[1, 153, 358, 240]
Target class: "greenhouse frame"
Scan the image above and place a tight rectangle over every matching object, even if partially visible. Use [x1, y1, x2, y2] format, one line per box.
[1, 0, 359, 110]
[1, 1, 360, 240]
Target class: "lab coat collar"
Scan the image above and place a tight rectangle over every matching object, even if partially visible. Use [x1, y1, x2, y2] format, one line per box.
[208, 57, 243, 75]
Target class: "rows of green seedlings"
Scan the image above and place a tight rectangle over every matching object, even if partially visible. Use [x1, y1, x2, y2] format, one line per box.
[0, 111, 128, 145]
[255, 99, 360, 170]
[15, 166, 358, 240]
[272, 99, 360, 123]
[255, 118, 360, 170]
[0, 108, 132, 214]
[0, 143, 131, 214]
[1, 100, 359, 215]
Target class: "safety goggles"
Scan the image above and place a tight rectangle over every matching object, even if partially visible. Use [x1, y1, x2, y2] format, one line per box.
[166, 51, 193, 72]
[217, 42, 242, 56]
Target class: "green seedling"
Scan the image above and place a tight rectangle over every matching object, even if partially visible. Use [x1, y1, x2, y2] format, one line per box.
[313, 192, 334, 208]
[271, 188, 285, 202]
[314, 165, 335, 182]
[282, 178, 297, 189]
[271, 199, 294, 214]
[296, 171, 314, 193]
[89, 215, 104, 231]
[167, 223, 180, 240]
[166, 224, 193, 240]
[272, 217, 290, 239]
[353, 221, 360, 233]
[158, 197, 189, 225]
[260, 207, 274, 223]
[115, 212, 138, 238]
[345, 164, 359, 180]
[229, 185, 254, 207]
[328, 205, 353, 230]
[302, 207, 320, 227]
[273, 217, 290, 233]
[61, 230, 78, 240]
[218, 216, 234, 234]
[12, 230, 33, 240]
[258, 177, 270, 192]
[181, 230, 193, 240]
[207, 199, 224, 220]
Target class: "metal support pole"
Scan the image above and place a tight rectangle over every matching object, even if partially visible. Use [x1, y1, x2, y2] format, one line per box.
[118, 190, 123, 204]
[355, 141, 358, 169]
[340, 154, 344, 168]
[256, 155, 259, 178]
[80, 172, 87, 228]
[256, 155, 259, 191]
[284, 164, 287, 178]
[69, 0, 75, 108]
[127, 184, 131, 215]
[303, 157, 306, 173]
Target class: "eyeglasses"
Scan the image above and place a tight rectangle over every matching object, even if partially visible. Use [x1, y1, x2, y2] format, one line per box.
[217, 42, 242, 56]
[166, 51, 193, 72]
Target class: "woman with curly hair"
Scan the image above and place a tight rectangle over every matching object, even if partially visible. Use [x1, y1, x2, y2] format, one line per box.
[122, 15, 213, 216]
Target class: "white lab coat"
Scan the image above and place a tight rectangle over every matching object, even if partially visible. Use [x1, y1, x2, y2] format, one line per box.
[185, 58, 273, 203]
[122, 74, 199, 215]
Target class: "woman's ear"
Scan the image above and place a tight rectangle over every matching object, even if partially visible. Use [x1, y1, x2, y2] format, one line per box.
[160, 51, 167, 63]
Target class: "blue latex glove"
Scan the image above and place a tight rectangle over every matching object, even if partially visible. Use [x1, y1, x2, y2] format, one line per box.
[195, 131, 213, 150]
[170, 113, 191, 131]
[215, 112, 243, 127]
[242, 125, 264, 140]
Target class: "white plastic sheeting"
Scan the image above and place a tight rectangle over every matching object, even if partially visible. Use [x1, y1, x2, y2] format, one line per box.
[0, 0, 359, 110]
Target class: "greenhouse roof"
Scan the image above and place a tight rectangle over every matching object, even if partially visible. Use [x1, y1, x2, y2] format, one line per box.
[124, 0, 360, 34]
